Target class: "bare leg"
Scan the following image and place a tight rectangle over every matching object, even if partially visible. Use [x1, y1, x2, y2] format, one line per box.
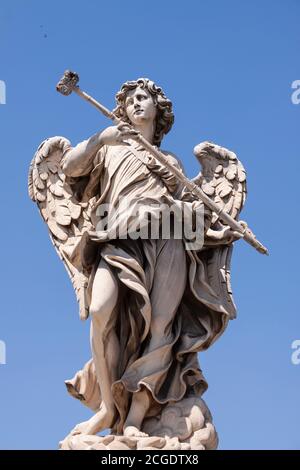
[71, 259, 119, 435]
[123, 388, 151, 438]
[123, 239, 187, 436]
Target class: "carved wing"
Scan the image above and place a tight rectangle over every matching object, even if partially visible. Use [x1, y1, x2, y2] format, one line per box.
[193, 141, 247, 225]
[28, 136, 94, 320]
[193, 141, 247, 318]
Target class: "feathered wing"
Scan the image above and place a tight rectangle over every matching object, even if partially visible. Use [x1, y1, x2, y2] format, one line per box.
[28, 136, 94, 320]
[193, 141, 247, 318]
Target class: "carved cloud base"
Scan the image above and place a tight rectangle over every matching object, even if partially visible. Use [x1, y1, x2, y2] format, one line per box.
[59, 397, 218, 450]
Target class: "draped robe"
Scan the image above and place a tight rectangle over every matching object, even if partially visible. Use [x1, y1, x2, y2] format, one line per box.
[63, 140, 236, 432]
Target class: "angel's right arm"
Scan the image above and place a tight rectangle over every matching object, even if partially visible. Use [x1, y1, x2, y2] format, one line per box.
[61, 131, 104, 177]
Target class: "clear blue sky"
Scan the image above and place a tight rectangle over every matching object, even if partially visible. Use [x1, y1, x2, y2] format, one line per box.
[0, 0, 299, 450]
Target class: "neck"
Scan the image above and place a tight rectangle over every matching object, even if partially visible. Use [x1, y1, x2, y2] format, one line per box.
[133, 121, 155, 144]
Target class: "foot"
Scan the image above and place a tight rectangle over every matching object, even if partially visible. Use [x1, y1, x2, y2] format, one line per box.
[69, 404, 115, 436]
[123, 425, 149, 438]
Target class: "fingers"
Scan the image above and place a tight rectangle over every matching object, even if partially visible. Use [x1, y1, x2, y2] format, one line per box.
[117, 121, 131, 131]
[117, 122, 139, 138]
[218, 226, 243, 244]
[222, 226, 231, 237]
[232, 231, 243, 239]
[121, 130, 139, 139]
[117, 122, 132, 133]
[116, 125, 139, 145]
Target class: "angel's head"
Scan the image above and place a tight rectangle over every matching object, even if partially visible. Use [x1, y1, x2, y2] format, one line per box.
[113, 78, 174, 147]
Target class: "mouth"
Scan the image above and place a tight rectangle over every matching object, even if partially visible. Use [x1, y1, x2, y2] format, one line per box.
[134, 109, 144, 115]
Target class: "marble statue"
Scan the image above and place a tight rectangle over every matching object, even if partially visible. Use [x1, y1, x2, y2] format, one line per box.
[28, 74, 265, 450]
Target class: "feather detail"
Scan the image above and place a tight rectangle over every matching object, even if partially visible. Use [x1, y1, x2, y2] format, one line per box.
[28, 136, 93, 320]
[192, 141, 247, 318]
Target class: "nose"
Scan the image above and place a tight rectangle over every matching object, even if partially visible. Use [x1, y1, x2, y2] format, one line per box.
[133, 97, 141, 108]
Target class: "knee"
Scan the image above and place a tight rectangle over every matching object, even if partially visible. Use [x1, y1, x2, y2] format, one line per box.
[89, 298, 114, 330]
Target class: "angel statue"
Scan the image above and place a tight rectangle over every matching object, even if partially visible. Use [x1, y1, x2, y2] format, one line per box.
[28, 75, 250, 450]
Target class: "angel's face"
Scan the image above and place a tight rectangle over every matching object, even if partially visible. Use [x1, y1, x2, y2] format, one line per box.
[125, 87, 157, 127]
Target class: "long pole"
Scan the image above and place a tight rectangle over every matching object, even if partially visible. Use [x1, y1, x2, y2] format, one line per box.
[57, 71, 268, 255]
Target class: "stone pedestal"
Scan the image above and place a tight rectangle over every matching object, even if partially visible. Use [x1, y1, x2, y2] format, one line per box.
[60, 397, 218, 450]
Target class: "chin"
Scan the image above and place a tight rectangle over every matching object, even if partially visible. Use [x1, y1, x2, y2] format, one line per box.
[130, 116, 146, 126]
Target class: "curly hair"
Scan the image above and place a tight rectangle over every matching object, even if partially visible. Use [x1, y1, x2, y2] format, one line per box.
[113, 78, 174, 147]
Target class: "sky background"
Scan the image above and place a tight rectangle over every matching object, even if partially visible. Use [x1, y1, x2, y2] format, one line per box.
[0, 0, 299, 450]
